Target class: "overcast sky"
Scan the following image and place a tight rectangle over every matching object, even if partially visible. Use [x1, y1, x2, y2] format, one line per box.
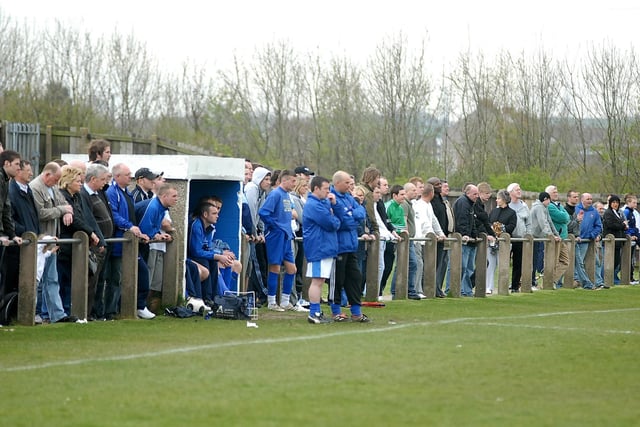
[3, 0, 639, 75]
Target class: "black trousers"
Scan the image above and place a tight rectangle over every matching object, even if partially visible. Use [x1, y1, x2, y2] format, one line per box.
[380, 241, 396, 295]
[331, 252, 362, 306]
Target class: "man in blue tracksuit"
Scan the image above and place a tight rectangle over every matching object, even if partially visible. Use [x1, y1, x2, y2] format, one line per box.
[303, 175, 340, 324]
[258, 169, 298, 311]
[330, 171, 370, 322]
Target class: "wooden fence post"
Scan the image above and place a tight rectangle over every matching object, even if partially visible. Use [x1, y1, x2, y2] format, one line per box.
[565, 235, 576, 287]
[603, 234, 615, 286]
[17, 232, 38, 326]
[620, 236, 632, 285]
[422, 233, 437, 299]
[497, 233, 511, 295]
[364, 238, 380, 302]
[543, 236, 557, 290]
[120, 231, 139, 319]
[70, 231, 89, 320]
[521, 235, 534, 292]
[474, 233, 487, 297]
[162, 230, 179, 306]
[449, 233, 462, 298]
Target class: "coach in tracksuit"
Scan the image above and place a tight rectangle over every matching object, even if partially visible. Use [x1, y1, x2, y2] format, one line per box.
[303, 175, 340, 324]
[329, 171, 370, 323]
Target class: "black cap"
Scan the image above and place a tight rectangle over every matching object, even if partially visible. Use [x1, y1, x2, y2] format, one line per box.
[538, 191, 551, 202]
[294, 166, 314, 176]
[135, 167, 163, 180]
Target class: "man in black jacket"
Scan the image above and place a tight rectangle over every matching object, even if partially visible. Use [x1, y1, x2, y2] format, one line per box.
[427, 177, 449, 297]
[6, 160, 39, 297]
[453, 184, 480, 297]
[0, 150, 23, 299]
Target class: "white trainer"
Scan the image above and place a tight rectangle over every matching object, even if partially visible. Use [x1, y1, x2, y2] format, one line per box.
[137, 307, 156, 319]
[267, 303, 285, 312]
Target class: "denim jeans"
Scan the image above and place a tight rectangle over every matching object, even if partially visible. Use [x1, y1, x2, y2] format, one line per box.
[41, 254, 67, 322]
[461, 245, 477, 296]
[574, 242, 594, 289]
[104, 256, 122, 316]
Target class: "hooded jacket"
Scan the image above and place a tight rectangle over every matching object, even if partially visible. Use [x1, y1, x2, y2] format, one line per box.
[530, 200, 558, 238]
[244, 167, 270, 233]
[331, 186, 366, 253]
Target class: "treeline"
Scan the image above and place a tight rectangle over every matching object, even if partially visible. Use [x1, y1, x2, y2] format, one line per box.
[1, 9, 639, 193]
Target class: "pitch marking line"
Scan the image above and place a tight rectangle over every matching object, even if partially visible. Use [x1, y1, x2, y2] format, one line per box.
[2, 307, 639, 373]
[460, 322, 640, 335]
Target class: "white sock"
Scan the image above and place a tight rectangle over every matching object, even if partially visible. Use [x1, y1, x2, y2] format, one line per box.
[268, 295, 276, 305]
[280, 294, 290, 307]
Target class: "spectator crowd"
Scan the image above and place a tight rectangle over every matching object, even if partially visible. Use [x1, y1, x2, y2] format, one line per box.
[0, 140, 636, 326]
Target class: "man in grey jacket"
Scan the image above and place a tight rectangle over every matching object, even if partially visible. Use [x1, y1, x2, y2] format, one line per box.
[531, 192, 561, 290]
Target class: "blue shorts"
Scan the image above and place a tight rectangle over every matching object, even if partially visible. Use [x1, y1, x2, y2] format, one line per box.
[265, 228, 295, 265]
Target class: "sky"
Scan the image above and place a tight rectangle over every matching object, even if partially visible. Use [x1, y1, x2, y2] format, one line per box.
[2, 0, 639, 76]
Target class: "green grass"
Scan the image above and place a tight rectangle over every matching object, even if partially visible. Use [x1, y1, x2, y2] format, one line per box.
[1, 287, 640, 426]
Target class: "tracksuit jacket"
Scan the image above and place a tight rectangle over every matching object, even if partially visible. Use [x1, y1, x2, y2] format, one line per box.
[302, 193, 340, 262]
[330, 187, 366, 254]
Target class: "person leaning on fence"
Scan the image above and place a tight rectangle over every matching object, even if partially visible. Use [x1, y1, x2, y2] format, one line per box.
[6, 159, 39, 299]
[453, 184, 481, 297]
[303, 175, 340, 324]
[546, 185, 571, 288]
[574, 193, 604, 290]
[0, 150, 24, 293]
[603, 194, 627, 286]
[136, 183, 178, 312]
[413, 182, 447, 297]
[507, 183, 532, 293]
[622, 194, 640, 284]
[57, 166, 102, 315]
[427, 177, 450, 297]
[29, 162, 77, 323]
[530, 191, 561, 290]
[487, 190, 517, 294]
[105, 163, 155, 320]
[80, 163, 114, 320]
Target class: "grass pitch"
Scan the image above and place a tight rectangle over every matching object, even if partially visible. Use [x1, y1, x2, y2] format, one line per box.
[1, 287, 639, 426]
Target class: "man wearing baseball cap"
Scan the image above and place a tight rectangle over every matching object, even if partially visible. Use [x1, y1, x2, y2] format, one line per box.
[132, 167, 163, 202]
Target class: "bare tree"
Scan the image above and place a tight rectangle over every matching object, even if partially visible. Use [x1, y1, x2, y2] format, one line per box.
[367, 34, 433, 178]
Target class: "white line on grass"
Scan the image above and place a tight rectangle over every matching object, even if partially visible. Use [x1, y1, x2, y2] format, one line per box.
[460, 322, 640, 335]
[3, 307, 639, 373]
